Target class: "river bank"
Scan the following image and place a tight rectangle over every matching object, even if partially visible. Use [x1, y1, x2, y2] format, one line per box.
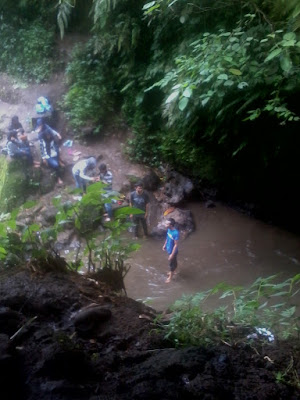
[1, 265, 300, 400]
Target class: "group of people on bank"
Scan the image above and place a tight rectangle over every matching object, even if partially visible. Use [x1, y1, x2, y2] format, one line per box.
[5, 115, 180, 283]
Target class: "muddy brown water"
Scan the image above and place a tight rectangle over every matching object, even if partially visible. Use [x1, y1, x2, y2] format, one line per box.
[125, 201, 300, 311]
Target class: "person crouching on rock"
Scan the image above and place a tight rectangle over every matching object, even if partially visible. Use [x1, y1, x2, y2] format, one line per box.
[7, 131, 34, 165]
[38, 121, 64, 185]
[72, 157, 98, 195]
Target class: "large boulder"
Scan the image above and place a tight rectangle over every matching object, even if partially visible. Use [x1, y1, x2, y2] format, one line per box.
[162, 170, 194, 205]
[150, 205, 194, 239]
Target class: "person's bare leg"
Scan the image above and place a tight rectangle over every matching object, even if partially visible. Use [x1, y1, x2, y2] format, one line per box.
[165, 271, 173, 283]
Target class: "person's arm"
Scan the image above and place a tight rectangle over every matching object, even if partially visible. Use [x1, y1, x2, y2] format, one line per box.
[145, 202, 149, 218]
[79, 165, 96, 181]
[162, 238, 167, 251]
[46, 125, 62, 140]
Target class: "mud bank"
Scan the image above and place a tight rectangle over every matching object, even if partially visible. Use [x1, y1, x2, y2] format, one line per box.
[0, 266, 299, 400]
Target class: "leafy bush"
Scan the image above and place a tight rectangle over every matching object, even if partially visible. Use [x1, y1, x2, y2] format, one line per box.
[0, 20, 55, 82]
[62, 42, 114, 134]
[163, 275, 300, 347]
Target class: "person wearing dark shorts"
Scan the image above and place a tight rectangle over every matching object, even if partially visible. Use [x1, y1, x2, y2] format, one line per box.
[162, 217, 179, 283]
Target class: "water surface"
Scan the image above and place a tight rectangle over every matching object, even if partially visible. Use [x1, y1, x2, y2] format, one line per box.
[125, 202, 300, 311]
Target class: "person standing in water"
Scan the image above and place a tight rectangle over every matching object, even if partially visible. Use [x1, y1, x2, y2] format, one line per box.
[129, 182, 149, 239]
[162, 217, 179, 283]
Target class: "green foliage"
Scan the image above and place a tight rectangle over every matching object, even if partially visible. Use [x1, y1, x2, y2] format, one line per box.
[53, 183, 139, 281]
[61, 41, 114, 133]
[0, 183, 138, 292]
[0, 20, 55, 82]
[56, 0, 76, 39]
[163, 275, 300, 347]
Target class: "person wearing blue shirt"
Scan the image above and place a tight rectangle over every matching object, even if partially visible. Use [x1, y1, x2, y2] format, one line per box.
[162, 217, 179, 283]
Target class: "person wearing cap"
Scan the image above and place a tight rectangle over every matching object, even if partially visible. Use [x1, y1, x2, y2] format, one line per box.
[99, 163, 113, 221]
[72, 157, 98, 194]
[37, 119, 63, 185]
[162, 217, 180, 283]
[129, 182, 149, 239]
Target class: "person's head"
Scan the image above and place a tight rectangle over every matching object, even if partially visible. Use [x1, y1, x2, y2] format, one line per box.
[86, 157, 96, 170]
[11, 115, 19, 126]
[19, 134, 28, 142]
[36, 118, 44, 132]
[17, 128, 25, 138]
[167, 218, 176, 229]
[99, 163, 107, 173]
[135, 182, 144, 194]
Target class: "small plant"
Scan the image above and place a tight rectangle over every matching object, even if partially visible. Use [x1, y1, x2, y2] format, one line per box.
[275, 357, 300, 389]
[163, 275, 300, 347]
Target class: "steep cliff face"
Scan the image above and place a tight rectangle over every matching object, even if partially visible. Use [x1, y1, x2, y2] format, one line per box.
[0, 265, 299, 400]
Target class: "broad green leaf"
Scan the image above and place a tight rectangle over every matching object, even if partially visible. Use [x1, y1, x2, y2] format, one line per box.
[0, 247, 6, 254]
[142, 1, 156, 10]
[166, 90, 179, 104]
[280, 55, 292, 72]
[224, 80, 234, 86]
[260, 39, 268, 43]
[217, 74, 228, 80]
[179, 97, 189, 111]
[229, 68, 242, 76]
[7, 220, 16, 230]
[280, 306, 296, 318]
[265, 48, 282, 62]
[182, 87, 192, 98]
[282, 39, 296, 47]
[114, 207, 143, 217]
[201, 97, 210, 106]
[283, 32, 296, 41]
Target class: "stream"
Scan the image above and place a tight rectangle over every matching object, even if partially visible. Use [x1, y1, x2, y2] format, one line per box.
[125, 201, 300, 311]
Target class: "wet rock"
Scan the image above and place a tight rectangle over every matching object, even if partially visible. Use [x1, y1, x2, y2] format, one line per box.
[163, 170, 194, 205]
[151, 207, 194, 239]
[73, 305, 112, 335]
[142, 170, 161, 191]
[40, 205, 57, 224]
[205, 200, 216, 208]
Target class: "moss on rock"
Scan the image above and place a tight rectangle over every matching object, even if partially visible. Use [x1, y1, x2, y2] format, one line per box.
[0, 155, 40, 212]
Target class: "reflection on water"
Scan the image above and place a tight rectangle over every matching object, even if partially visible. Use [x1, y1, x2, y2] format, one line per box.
[125, 202, 300, 311]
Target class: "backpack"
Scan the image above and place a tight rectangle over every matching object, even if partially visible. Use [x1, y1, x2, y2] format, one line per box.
[35, 96, 52, 114]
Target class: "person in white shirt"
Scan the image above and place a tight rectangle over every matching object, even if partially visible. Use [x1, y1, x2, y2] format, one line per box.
[72, 157, 98, 194]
